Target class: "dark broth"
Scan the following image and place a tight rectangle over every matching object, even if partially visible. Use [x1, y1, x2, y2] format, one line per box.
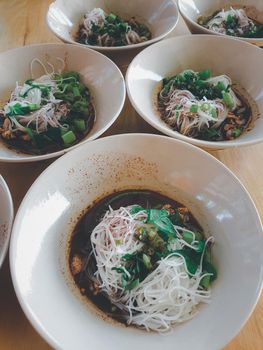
[69, 190, 203, 325]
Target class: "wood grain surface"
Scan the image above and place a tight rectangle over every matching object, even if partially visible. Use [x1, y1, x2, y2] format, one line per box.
[0, 1, 262, 349]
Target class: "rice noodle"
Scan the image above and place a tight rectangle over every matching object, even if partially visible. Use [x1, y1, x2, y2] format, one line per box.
[159, 88, 228, 135]
[158, 71, 240, 137]
[90, 205, 214, 332]
[1, 58, 70, 134]
[123, 256, 211, 332]
[91, 206, 146, 296]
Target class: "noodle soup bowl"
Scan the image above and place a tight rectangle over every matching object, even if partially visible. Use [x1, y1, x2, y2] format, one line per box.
[46, 0, 179, 52]
[10, 134, 263, 350]
[126, 34, 263, 150]
[178, 0, 263, 46]
[0, 175, 13, 268]
[0, 43, 125, 162]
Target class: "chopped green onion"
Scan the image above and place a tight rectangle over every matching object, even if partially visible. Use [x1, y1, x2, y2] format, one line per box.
[115, 239, 122, 246]
[198, 70, 211, 80]
[222, 91, 234, 109]
[107, 13, 117, 23]
[73, 86, 81, 98]
[216, 81, 226, 92]
[200, 103, 210, 112]
[61, 130, 76, 145]
[142, 254, 152, 270]
[190, 104, 198, 113]
[211, 107, 217, 119]
[200, 274, 210, 289]
[232, 128, 242, 138]
[73, 119, 86, 132]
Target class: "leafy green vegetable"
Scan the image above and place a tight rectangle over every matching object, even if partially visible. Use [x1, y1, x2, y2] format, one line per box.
[111, 205, 217, 291]
[126, 278, 140, 291]
[112, 267, 126, 274]
[130, 205, 145, 214]
[169, 211, 183, 225]
[192, 240, 205, 253]
[182, 230, 194, 244]
[201, 128, 222, 140]
[203, 261, 217, 281]
[147, 209, 176, 238]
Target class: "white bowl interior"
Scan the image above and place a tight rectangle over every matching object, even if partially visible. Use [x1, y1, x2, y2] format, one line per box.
[10, 134, 263, 350]
[0, 175, 13, 267]
[126, 35, 263, 149]
[0, 44, 125, 162]
[178, 0, 263, 43]
[47, 0, 178, 50]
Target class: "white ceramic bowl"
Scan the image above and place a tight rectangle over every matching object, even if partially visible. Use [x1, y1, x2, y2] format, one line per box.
[10, 134, 263, 350]
[126, 34, 263, 150]
[46, 0, 179, 52]
[0, 175, 13, 268]
[0, 43, 125, 162]
[178, 0, 263, 46]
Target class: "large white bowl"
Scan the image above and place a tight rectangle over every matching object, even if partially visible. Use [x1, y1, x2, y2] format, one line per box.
[0, 175, 13, 268]
[10, 134, 263, 350]
[0, 44, 125, 162]
[178, 0, 263, 46]
[46, 0, 179, 52]
[126, 34, 263, 150]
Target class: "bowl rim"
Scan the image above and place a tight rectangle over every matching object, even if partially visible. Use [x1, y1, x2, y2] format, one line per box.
[9, 132, 263, 350]
[125, 34, 263, 150]
[0, 174, 14, 268]
[46, 0, 179, 51]
[0, 42, 126, 163]
[178, 0, 263, 43]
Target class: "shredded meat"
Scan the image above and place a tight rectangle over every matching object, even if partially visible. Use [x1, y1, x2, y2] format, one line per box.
[71, 254, 84, 275]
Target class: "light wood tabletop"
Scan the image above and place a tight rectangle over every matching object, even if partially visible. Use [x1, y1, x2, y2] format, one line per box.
[0, 0, 262, 349]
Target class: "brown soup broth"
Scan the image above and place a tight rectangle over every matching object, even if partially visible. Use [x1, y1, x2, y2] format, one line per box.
[69, 190, 203, 324]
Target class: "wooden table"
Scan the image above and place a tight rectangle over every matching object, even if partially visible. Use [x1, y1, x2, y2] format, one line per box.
[0, 1, 262, 349]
